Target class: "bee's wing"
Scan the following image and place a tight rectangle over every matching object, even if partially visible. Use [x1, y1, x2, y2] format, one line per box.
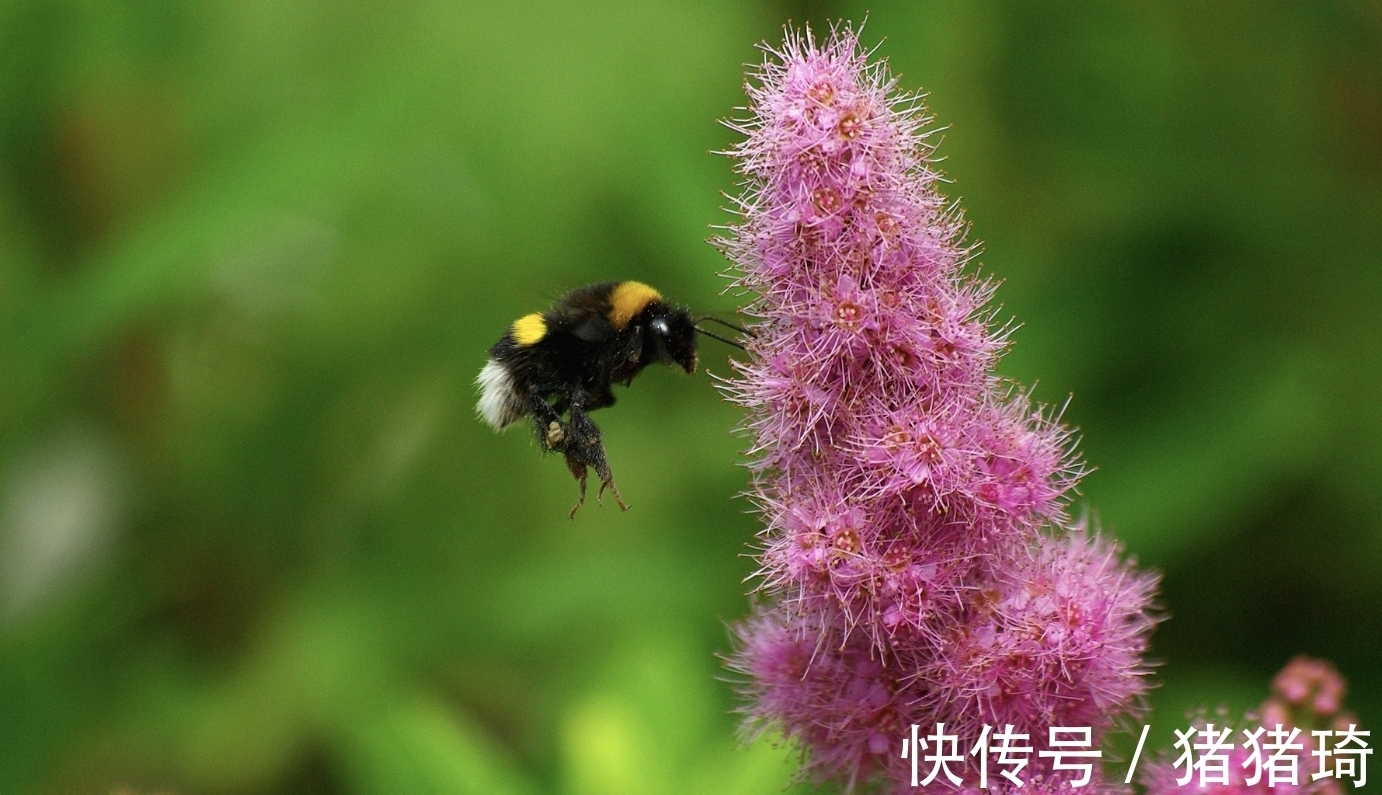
[567, 312, 614, 343]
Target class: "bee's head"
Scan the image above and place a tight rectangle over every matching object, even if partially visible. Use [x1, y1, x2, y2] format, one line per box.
[647, 306, 698, 374]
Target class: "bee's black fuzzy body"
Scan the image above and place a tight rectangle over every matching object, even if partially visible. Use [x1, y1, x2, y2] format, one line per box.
[476, 281, 698, 517]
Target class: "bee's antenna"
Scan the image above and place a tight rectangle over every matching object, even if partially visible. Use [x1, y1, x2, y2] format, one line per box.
[694, 325, 748, 351]
[697, 315, 756, 338]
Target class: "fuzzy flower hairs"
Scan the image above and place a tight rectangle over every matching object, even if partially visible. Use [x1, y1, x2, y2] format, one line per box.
[718, 26, 1160, 793]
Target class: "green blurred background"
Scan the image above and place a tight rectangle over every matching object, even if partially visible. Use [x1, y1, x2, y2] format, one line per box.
[1, 1, 1379, 793]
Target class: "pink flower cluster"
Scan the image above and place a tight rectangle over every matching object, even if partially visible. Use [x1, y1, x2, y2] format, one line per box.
[718, 27, 1159, 792]
[1140, 657, 1360, 795]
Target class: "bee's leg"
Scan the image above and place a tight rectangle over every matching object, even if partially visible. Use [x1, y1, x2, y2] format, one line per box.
[595, 467, 628, 512]
[567, 405, 629, 512]
[566, 458, 588, 519]
[525, 388, 566, 452]
[585, 385, 616, 411]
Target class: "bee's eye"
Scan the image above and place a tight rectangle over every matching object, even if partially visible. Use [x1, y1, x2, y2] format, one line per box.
[651, 318, 669, 336]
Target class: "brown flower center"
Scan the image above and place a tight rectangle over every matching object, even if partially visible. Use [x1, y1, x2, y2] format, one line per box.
[834, 300, 863, 327]
[916, 433, 942, 464]
[838, 111, 863, 140]
[882, 425, 913, 453]
[831, 527, 862, 555]
[812, 186, 841, 213]
[882, 547, 911, 572]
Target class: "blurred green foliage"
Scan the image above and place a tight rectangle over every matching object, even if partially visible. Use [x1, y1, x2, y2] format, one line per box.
[0, 1, 1378, 793]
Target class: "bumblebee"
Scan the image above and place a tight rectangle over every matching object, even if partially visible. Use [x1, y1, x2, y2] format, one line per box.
[476, 281, 742, 518]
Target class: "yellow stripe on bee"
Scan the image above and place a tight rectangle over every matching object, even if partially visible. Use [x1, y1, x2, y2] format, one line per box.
[609, 281, 662, 329]
[511, 313, 547, 345]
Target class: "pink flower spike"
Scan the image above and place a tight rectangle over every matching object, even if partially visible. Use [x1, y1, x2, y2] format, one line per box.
[719, 25, 1159, 790]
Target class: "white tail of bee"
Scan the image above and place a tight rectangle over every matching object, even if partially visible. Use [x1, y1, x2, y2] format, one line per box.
[475, 359, 524, 429]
